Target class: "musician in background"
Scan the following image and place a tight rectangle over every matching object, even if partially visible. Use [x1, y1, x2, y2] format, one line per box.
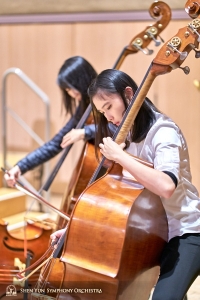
[4, 56, 97, 187]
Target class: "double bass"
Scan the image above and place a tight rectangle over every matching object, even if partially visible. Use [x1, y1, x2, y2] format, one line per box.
[28, 0, 200, 299]
[55, 0, 172, 226]
[0, 218, 53, 299]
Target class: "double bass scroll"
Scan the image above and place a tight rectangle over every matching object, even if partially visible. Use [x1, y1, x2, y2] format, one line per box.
[113, 0, 171, 69]
[185, 0, 200, 18]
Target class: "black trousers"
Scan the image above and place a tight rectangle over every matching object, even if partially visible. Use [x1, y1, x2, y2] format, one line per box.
[152, 233, 200, 300]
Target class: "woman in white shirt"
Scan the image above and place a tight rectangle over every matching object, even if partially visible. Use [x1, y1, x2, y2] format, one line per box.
[51, 68, 200, 299]
[86, 69, 200, 300]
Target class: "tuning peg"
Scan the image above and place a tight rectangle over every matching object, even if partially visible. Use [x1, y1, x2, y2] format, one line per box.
[167, 38, 188, 61]
[136, 45, 153, 55]
[192, 48, 200, 58]
[141, 47, 154, 55]
[170, 46, 188, 61]
[179, 66, 190, 75]
[132, 40, 154, 55]
[188, 22, 200, 43]
[151, 35, 161, 47]
[147, 32, 161, 47]
[178, 50, 188, 61]
[146, 27, 161, 47]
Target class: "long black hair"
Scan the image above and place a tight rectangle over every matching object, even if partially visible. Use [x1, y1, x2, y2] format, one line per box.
[88, 69, 159, 154]
[57, 56, 97, 115]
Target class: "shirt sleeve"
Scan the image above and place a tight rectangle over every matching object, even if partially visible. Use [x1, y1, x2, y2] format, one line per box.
[84, 124, 96, 140]
[152, 126, 181, 182]
[17, 105, 83, 174]
[163, 171, 178, 187]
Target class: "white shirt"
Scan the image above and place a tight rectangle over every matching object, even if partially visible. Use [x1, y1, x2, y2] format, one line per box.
[125, 111, 200, 241]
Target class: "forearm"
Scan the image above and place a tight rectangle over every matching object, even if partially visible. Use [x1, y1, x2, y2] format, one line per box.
[116, 151, 175, 198]
[18, 110, 83, 174]
[17, 144, 62, 174]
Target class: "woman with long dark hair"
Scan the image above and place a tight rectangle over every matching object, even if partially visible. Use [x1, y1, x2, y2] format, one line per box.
[51, 69, 200, 300]
[4, 56, 97, 186]
[88, 69, 200, 300]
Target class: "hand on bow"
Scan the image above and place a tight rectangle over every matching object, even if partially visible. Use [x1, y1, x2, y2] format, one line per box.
[61, 128, 85, 148]
[4, 165, 21, 187]
[99, 137, 126, 162]
[50, 228, 66, 248]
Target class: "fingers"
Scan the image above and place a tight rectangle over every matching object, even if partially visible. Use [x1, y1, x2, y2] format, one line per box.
[50, 228, 65, 240]
[60, 129, 85, 148]
[102, 137, 112, 143]
[60, 136, 71, 148]
[99, 137, 125, 162]
[4, 165, 21, 187]
[50, 233, 59, 248]
[51, 236, 59, 247]
[101, 137, 125, 148]
[99, 137, 114, 151]
[100, 137, 121, 148]
[5, 176, 16, 188]
[61, 131, 73, 148]
[50, 228, 66, 248]
[119, 142, 126, 149]
[99, 143, 104, 150]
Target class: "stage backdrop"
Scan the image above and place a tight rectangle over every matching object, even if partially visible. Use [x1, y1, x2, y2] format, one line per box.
[0, 0, 183, 15]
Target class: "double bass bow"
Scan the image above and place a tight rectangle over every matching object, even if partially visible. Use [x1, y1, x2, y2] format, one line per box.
[39, 1, 200, 299]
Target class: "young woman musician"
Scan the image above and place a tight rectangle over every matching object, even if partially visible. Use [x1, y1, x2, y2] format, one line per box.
[51, 69, 200, 300]
[4, 56, 97, 187]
